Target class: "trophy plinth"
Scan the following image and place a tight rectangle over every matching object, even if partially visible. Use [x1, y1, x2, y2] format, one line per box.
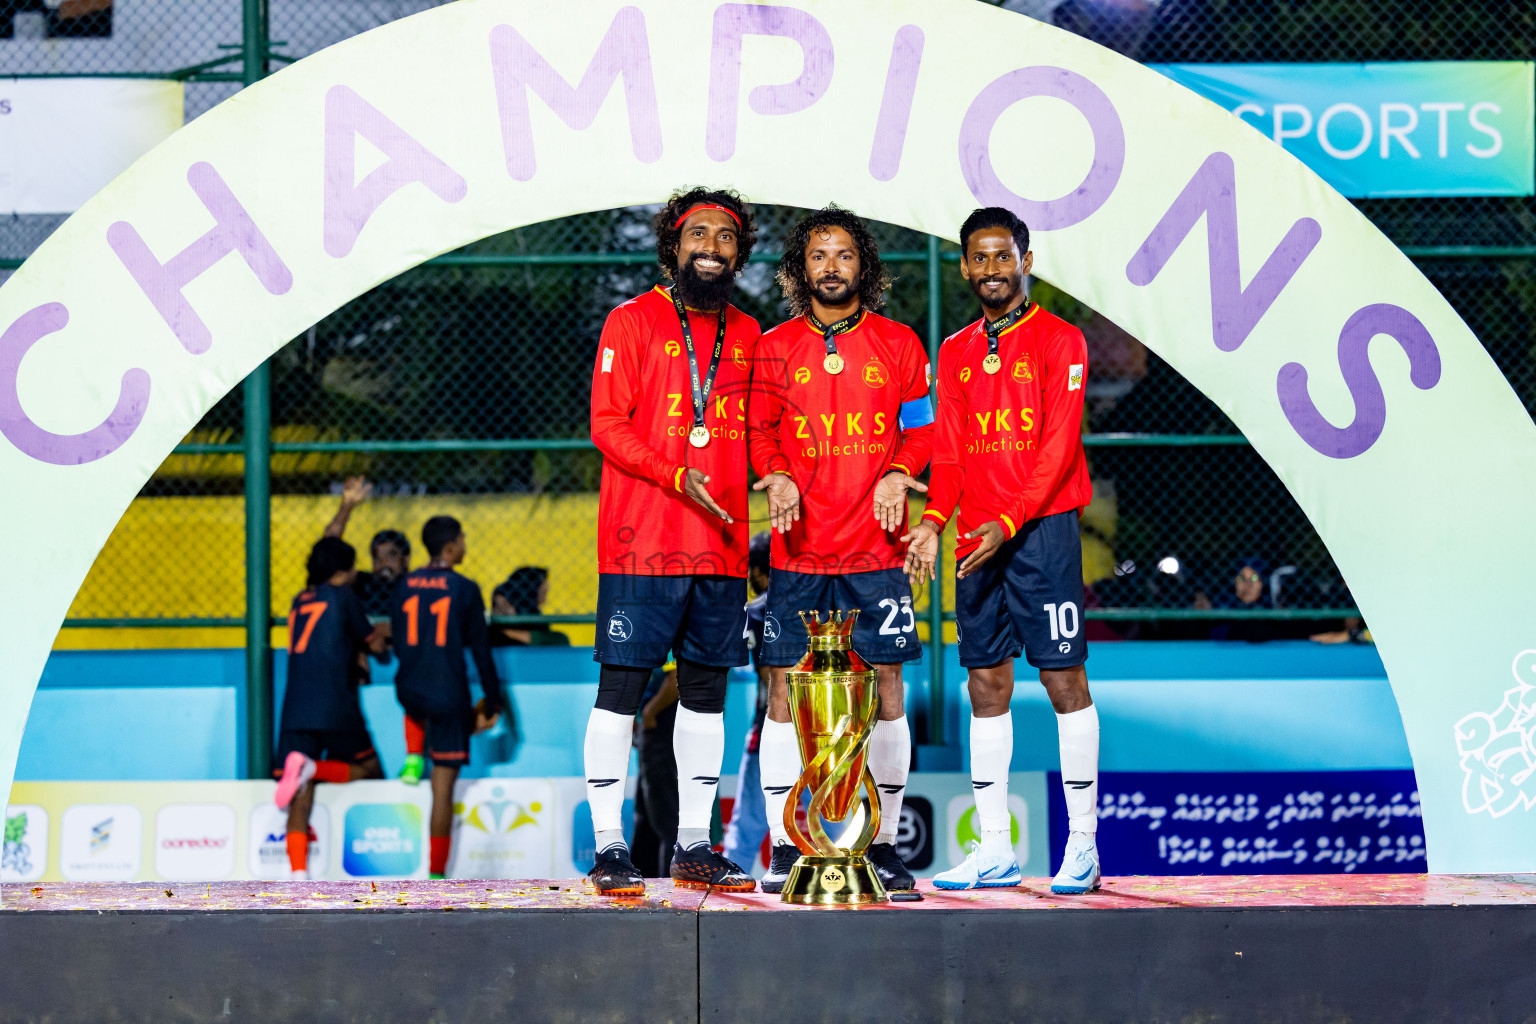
[781, 610, 888, 906]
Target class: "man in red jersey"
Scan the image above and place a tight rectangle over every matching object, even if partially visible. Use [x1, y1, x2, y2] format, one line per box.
[904, 207, 1101, 895]
[583, 187, 761, 896]
[748, 206, 933, 893]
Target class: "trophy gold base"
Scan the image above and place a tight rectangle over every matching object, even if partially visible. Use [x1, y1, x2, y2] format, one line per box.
[779, 854, 889, 905]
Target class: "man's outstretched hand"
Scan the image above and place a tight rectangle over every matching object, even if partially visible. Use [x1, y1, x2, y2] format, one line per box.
[684, 468, 733, 523]
[901, 520, 941, 588]
[957, 521, 1007, 578]
[873, 472, 928, 534]
[752, 472, 801, 533]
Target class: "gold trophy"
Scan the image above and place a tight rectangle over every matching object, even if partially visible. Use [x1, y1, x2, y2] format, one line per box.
[779, 610, 888, 905]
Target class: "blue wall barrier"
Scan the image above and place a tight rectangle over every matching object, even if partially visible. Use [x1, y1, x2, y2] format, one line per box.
[18, 642, 1400, 782]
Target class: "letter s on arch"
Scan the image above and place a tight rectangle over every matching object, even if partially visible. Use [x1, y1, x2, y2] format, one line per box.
[1276, 303, 1440, 459]
[0, 303, 151, 465]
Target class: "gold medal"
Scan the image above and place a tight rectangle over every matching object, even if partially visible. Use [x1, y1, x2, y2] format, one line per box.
[982, 353, 1002, 375]
[824, 352, 845, 375]
[689, 425, 710, 448]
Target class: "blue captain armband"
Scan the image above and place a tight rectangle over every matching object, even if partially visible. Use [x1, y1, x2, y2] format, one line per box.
[899, 396, 934, 430]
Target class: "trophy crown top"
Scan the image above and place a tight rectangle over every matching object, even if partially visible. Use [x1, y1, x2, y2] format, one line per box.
[797, 609, 860, 637]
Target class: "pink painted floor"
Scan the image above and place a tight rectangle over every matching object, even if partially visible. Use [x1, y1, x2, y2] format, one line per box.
[5, 874, 1535, 913]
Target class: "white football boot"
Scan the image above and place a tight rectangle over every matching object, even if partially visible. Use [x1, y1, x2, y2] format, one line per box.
[1050, 831, 1101, 894]
[932, 832, 1022, 890]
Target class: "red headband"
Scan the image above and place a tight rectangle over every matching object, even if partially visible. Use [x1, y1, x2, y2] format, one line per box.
[673, 203, 742, 229]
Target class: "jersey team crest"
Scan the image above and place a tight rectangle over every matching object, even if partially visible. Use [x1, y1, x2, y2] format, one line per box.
[1012, 356, 1033, 384]
[863, 359, 889, 388]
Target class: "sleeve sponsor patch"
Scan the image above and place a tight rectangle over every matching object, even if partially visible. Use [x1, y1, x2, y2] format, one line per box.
[601, 347, 614, 373]
[899, 396, 935, 430]
[1068, 364, 1084, 391]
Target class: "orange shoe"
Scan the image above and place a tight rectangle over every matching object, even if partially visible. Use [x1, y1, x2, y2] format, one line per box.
[588, 846, 646, 897]
[669, 843, 755, 892]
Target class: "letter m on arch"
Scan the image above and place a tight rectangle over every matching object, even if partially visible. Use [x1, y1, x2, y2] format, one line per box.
[490, 5, 662, 181]
[1126, 152, 1322, 353]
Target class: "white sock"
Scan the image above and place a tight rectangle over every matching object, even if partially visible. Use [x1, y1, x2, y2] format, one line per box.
[970, 712, 1013, 835]
[759, 717, 800, 846]
[869, 716, 911, 846]
[1058, 704, 1100, 834]
[583, 708, 633, 842]
[674, 706, 725, 831]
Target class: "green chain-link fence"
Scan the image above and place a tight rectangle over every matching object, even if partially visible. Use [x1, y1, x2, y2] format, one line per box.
[4, 0, 1534, 657]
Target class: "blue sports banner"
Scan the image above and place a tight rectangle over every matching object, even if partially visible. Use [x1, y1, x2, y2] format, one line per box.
[1151, 63, 1535, 197]
[1049, 771, 1426, 875]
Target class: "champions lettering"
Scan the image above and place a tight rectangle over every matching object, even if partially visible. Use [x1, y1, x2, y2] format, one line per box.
[0, 3, 1444, 467]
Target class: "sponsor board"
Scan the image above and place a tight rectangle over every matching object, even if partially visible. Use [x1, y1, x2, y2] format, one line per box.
[1052, 770, 1426, 875]
[342, 803, 423, 878]
[449, 779, 555, 879]
[155, 803, 236, 880]
[59, 803, 142, 881]
[249, 802, 329, 879]
[2, 804, 48, 883]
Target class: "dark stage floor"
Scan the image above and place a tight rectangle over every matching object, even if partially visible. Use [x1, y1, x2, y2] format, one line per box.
[4, 874, 1535, 1023]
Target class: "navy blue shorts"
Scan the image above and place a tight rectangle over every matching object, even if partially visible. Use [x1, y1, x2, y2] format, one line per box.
[397, 702, 475, 768]
[594, 573, 749, 669]
[274, 725, 377, 773]
[760, 567, 923, 667]
[954, 510, 1088, 670]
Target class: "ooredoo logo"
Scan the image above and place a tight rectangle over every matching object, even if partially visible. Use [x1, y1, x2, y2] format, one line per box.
[343, 803, 422, 877]
[155, 804, 236, 880]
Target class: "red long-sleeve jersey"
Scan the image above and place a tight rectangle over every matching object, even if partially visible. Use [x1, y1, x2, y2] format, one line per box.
[749, 311, 934, 573]
[591, 286, 760, 576]
[922, 303, 1091, 559]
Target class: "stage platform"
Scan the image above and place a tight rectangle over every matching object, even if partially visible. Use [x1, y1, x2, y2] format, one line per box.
[4, 874, 1534, 1023]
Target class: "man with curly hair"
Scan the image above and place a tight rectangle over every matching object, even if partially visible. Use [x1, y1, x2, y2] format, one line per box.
[584, 187, 762, 896]
[747, 206, 934, 893]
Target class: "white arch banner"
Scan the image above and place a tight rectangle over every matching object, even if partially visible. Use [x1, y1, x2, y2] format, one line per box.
[3, 0, 1534, 873]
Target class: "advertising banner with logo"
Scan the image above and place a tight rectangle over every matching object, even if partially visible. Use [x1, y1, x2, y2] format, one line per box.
[1152, 62, 1534, 197]
[1048, 770, 1426, 876]
[0, 78, 184, 214]
[4, 0, 1536, 874]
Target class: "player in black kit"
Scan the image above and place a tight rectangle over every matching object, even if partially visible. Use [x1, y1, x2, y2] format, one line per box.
[390, 516, 509, 879]
[273, 537, 388, 879]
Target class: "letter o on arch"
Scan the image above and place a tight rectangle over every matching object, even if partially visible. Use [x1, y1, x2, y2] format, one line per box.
[958, 66, 1126, 231]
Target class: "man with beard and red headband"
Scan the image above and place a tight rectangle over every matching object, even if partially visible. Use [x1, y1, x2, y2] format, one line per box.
[748, 206, 934, 894]
[583, 188, 761, 896]
[903, 206, 1100, 894]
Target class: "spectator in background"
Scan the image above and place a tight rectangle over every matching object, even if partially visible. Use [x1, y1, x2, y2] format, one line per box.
[1200, 556, 1286, 642]
[322, 476, 411, 617]
[490, 566, 571, 647]
[723, 532, 772, 873]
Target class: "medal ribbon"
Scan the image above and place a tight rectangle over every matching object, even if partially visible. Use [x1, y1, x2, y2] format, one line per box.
[807, 309, 864, 360]
[984, 301, 1031, 360]
[671, 288, 728, 436]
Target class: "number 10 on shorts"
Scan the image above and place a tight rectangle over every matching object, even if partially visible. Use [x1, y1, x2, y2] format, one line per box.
[1042, 602, 1080, 641]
